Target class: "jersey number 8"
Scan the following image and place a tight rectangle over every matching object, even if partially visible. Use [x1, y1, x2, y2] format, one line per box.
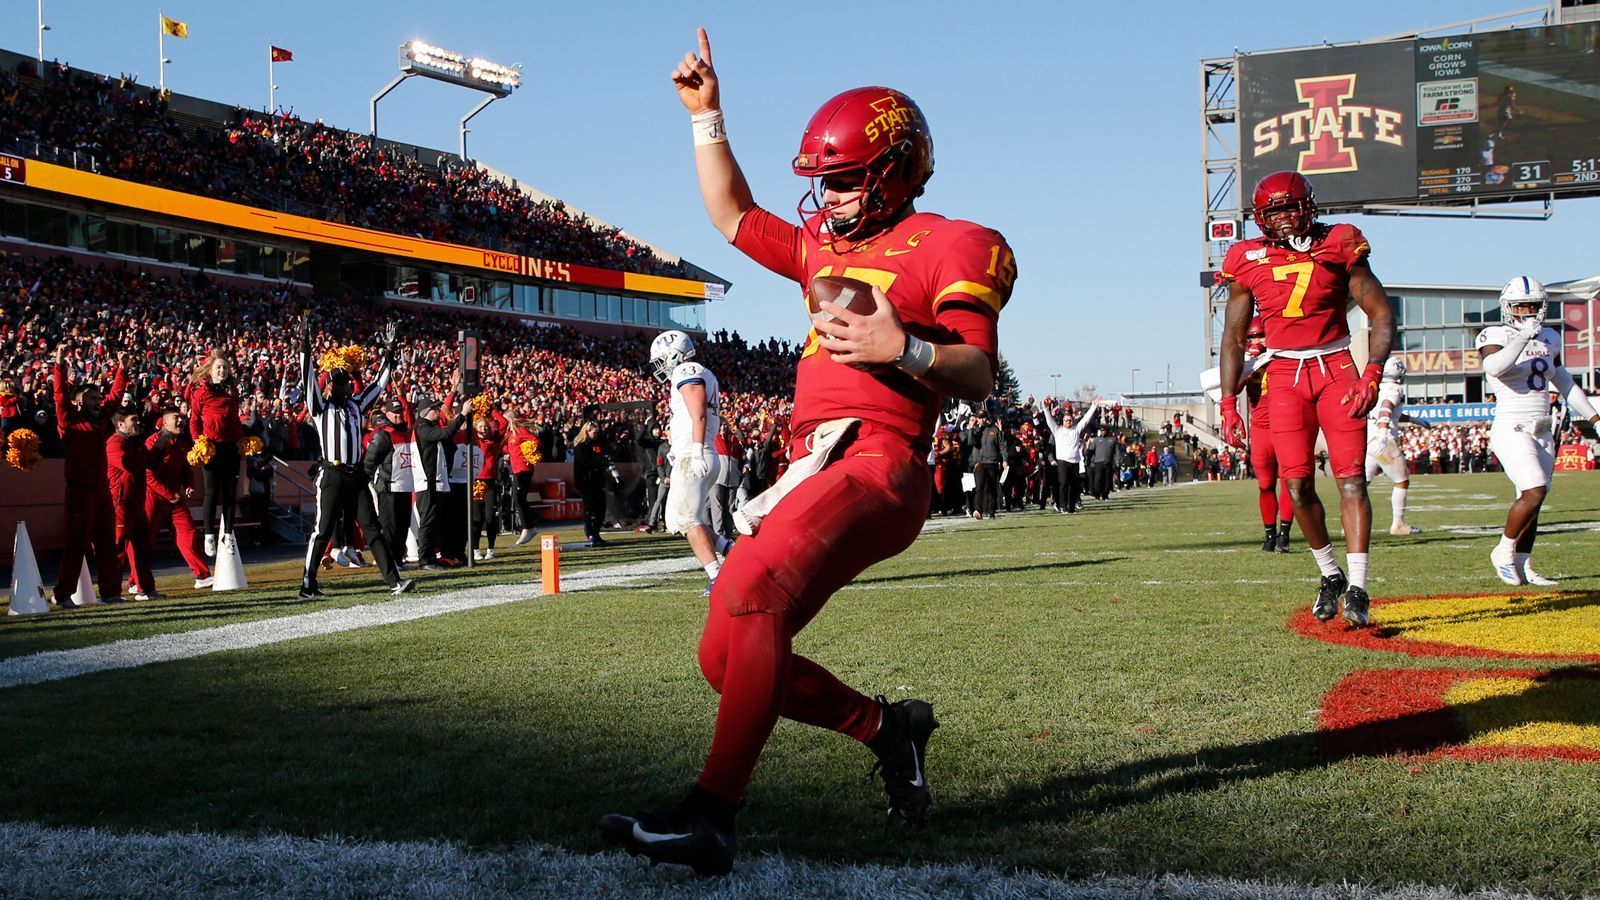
[1527, 357, 1549, 392]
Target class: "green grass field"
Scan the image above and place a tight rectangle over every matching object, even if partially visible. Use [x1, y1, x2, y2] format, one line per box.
[4, 473, 1600, 896]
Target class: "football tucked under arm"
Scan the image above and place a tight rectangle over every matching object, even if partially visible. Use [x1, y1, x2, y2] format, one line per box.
[808, 275, 879, 324]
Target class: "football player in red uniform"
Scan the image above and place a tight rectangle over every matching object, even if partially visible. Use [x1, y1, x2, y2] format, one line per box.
[1218, 172, 1395, 627]
[1242, 317, 1294, 553]
[601, 29, 1015, 874]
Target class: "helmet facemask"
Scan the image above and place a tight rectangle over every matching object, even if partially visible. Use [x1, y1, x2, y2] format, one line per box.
[1504, 299, 1546, 326]
[1257, 200, 1316, 252]
[649, 331, 695, 384]
[1251, 172, 1319, 252]
[1498, 276, 1549, 326]
[796, 142, 920, 249]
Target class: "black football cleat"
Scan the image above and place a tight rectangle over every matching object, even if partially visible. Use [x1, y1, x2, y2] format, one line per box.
[599, 792, 736, 876]
[1260, 527, 1277, 553]
[1342, 585, 1372, 627]
[867, 696, 939, 826]
[1275, 523, 1292, 553]
[1313, 571, 1347, 622]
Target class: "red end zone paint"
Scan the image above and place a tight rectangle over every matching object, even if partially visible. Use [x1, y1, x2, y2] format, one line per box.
[1318, 667, 1600, 762]
[1289, 592, 1600, 664]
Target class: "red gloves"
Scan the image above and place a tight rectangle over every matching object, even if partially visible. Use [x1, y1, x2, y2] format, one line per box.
[1341, 363, 1384, 418]
[1220, 395, 1247, 447]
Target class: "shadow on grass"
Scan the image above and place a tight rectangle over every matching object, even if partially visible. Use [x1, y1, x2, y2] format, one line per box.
[854, 556, 1128, 586]
[1367, 590, 1600, 636]
[946, 665, 1600, 825]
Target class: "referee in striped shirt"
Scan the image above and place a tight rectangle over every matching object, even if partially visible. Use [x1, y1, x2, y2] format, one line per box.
[297, 316, 414, 600]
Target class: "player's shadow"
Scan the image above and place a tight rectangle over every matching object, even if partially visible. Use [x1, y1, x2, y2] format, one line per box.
[0, 594, 337, 637]
[942, 665, 1600, 826]
[852, 556, 1128, 586]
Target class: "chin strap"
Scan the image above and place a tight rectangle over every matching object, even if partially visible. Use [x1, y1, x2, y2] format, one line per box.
[1285, 234, 1313, 252]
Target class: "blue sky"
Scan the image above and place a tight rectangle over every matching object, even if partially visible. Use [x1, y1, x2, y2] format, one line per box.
[7, 1, 1597, 400]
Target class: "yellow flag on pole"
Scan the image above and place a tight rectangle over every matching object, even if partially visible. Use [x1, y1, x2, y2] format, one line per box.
[161, 15, 188, 38]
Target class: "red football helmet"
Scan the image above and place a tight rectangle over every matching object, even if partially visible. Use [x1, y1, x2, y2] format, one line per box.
[1251, 171, 1317, 245]
[1245, 315, 1268, 358]
[793, 87, 934, 245]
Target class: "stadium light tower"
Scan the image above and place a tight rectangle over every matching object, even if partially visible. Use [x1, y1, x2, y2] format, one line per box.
[370, 40, 520, 161]
[36, 0, 50, 75]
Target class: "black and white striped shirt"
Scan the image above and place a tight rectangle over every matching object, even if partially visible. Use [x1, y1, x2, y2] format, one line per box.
[300, 349, 391, 467]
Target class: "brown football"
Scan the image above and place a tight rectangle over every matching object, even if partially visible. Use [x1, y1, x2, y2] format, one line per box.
[808, 275, 878, 323]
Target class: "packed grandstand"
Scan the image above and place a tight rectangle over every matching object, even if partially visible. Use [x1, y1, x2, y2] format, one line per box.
[0, 52, 808, 462]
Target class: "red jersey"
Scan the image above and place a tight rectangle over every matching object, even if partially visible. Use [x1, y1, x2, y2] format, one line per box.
[476, 422, 505, 477]
[506, 426, 540, 475]
[53, 362, 126, 487]
[733, 207, 1014, 446]
[1217, 223, 1370, 351]
[144, 430, 194, 503]
[106, 433, 149, 507]
[1245, 362, 1272, 422]
[187, 380, 243, 442]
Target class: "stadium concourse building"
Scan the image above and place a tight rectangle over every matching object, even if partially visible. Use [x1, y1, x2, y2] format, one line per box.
[1346, 275, 1600, 422]
[0, 49, 726, 338]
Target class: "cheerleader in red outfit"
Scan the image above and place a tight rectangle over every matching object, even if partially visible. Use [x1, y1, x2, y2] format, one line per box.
[186, 350, 242, 558]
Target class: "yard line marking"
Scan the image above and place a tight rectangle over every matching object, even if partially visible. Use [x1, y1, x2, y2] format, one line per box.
[0, 820, 1500, 900]
[0, 556, 703, 690]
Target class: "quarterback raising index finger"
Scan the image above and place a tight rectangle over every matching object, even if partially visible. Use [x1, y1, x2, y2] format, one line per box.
[600, 27, 1017, 876]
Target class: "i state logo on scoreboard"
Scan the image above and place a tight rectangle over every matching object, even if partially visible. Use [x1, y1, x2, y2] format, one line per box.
[1238, 41, 1417, 207]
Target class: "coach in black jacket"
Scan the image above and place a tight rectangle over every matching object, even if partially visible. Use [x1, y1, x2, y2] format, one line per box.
[362, 412, 403, 558]
[413, 395, 466, 569]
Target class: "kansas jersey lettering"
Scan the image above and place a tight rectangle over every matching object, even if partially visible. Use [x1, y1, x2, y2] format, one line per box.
[1476, 325, 1559, 425]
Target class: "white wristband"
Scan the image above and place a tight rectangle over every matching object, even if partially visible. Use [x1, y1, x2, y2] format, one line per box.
[895, 334, 936, 377]
[691, 109, 726, 146]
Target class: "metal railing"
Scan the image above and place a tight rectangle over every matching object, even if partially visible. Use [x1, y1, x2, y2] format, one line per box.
[268, 456, 316, 541]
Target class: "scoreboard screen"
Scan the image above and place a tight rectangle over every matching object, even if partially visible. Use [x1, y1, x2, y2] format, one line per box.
[1239, 22, 1600, 210]
[1416, 25, 1600, 200]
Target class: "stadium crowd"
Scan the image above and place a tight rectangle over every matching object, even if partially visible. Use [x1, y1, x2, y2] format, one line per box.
[0, 61, 686, 277]
[0, 251, 794, 462]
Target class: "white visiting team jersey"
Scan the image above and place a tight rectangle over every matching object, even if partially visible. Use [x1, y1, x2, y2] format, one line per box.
[1366, 381, 1405, 442]
[1475, 324, 1560, 426]
[668, 361, 721, 454]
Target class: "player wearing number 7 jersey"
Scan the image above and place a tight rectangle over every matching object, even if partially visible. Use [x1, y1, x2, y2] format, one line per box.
[599, 28, 1015, 876]
[1476, 276, 1600, 586]
[1218, 171, 1396, 629]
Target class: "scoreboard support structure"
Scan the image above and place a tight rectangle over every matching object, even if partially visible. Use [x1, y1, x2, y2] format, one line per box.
[1197, 3, 1591, 393]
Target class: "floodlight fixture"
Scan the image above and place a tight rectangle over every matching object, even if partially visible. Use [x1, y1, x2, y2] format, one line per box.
[373, 39, 520, 160]
[401, 40, 519, 97]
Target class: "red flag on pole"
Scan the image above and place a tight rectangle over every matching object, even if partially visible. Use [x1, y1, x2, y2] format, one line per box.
[270, 46, 293, 62]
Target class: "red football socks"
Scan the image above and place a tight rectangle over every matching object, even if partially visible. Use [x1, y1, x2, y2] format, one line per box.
[694, 605, 881, 803]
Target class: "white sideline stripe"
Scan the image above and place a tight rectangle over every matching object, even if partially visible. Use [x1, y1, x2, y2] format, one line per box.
[0, 556, 702, 690]
[0, 821, 1524, 900]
